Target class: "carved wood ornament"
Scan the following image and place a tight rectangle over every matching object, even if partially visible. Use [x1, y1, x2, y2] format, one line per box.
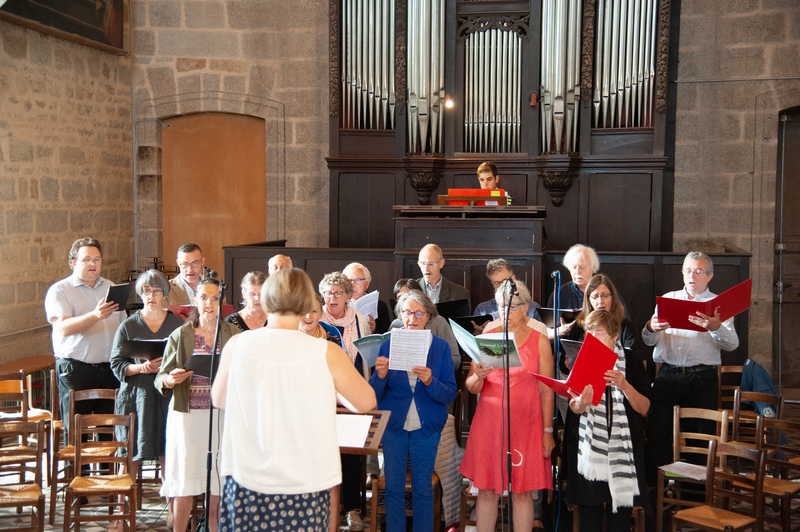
[581, 0, 596, 109]
[456, 14, 531, 44]
[656, 0, 671, 114]
[408, 171, 442, 205]
[540, 168, 579, 207]
[329, 0, 339, 118]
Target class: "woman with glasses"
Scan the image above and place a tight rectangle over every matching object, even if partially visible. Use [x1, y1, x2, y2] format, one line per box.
[460, 281, 554, 532]
[155, 278, 240, 532]
[225, 271, 268, 331]
[110, 269, 185, 490]
[370, 290, 458, 532]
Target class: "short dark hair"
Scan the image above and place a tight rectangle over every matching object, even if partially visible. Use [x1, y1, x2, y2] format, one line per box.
[68, 237, 102, 268]
[477, 162, 498, 177]
[177, 243, 202, 255]
[393, 278, 422, 300]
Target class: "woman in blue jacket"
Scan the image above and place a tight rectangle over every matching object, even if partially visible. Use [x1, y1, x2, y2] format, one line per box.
[370, 290, 458, 532]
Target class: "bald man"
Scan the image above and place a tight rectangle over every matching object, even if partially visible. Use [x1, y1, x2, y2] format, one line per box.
[268, 254, 292, 275]
[416, 244, 470, 308]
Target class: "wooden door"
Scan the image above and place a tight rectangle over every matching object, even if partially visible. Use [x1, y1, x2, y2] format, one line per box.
[162, 113, 266, 279]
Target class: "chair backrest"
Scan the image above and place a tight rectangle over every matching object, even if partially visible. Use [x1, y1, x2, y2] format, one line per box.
[706, 440, 766, 532]
[673, 406, 729, 464]
[755, 415, 800, 480]
[733, 389, 783, 445]
[0, 420, 45, 486]
[0, 370, 29, 421]
[67, 388, 119, 445]
[50, 369, 59, 421]
[73, 413, 134, 476]
[717, 365, 743, 411]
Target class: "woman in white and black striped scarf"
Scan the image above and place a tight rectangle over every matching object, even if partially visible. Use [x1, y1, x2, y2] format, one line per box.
[564, 310, 651, 532]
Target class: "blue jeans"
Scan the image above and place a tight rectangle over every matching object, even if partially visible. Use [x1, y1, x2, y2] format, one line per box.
[382, 427, 441, 532]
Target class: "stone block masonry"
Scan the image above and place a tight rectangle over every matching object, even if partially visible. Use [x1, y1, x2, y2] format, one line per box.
[0, 21, 133, 361]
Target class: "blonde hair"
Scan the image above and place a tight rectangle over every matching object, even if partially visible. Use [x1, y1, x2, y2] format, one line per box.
[261, 268, 316, 316]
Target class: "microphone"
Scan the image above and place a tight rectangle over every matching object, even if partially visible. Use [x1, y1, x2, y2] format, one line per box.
[204, 267, 219, 280]
[506, 277, 518, 296]
[550, 270, 561, 279]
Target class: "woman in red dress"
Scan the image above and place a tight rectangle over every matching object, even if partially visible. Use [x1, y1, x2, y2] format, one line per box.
[460, 281, 554, 532]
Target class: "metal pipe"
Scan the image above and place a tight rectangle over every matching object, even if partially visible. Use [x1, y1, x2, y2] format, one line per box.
[429, 0, 439, 153]
[647, 0, 657, 127]
[367, 0, 375, 128]
[564, 0, 577, 151]
[481, 30, 489, 153]
[632, 0, 642, 126]
[593, 0, 604, 127]
[465, 34, 472, 152]
[615, 0, 626, 127]
[601, 0, 612, 127]
[389, 0, 395, 129]
[380, 0, 389, 129]
[501, 30, 509, 152]
[407, 0, 417, 151]
[418, 0, 430, 153]
[512, 33, 520, 151]
[573, 0, 582, 150]
[437, 0, 444, 152]
[609, 0, 620, 127]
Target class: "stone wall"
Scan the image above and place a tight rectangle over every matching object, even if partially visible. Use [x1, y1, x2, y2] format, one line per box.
[673, 2, 800, 372]
[131, 0, 331, 264]
[0, 21, 134, 361]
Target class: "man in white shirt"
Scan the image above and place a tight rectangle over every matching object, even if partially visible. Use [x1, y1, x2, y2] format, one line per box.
[44, 237, 126, 425]
[164, 243, 205, 305]
[416, 244, 470, 308]
[642, 251, 739, 482]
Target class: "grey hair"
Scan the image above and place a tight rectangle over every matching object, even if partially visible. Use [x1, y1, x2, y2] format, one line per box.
[135, 269, 171, 297]
[344, 262, 371, 281]
[562, 244, 600, 273]
[494, 280, 532, 308]
[319, 271, 354, 298]
[685, 251, 714, 273]
[395, 290, 438, 320]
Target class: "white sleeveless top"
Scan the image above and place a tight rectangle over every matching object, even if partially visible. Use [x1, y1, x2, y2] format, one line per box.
[219, 328, 340, 494]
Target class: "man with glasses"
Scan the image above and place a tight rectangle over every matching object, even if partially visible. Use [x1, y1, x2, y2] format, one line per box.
[267, 254, 292, 275]
[473, 259, 544, 333]
[165, 243, 205, 305]
[45, 237, 126, 425]
[343, 262, 390, 334]
[416, 244, 470, 308]
[642, 251, 739, 482]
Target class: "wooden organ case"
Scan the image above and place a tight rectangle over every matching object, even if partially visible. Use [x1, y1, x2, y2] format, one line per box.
[327, 0, 675, 253]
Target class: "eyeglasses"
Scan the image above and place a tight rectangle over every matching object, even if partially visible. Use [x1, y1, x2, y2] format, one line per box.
[323, 290, 345, 299]
[417, 260, 441, 268]
[401, 310, 427, 319]
[498, 304, 522, 312]
[590, 292, 611, 300]
[141, 288, 164, 296]
[491, 277, 512, 289]
[349, 278, 367, 285]
[682, 268, 707, 276]
[78, 257, 102, 264]
[178, 260, 202, 270]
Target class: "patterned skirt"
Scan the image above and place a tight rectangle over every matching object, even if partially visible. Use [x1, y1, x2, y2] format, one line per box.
[220, 476, 331, 532]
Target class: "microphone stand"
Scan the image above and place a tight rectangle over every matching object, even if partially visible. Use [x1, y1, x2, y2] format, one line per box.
[550, 271, 562, 531]
[502, 280, 515, 532]
[203, 274, 226, 532]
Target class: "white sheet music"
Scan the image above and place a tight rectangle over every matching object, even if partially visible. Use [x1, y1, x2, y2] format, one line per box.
[388, 328, 431, 371]
[354, 290, 380, 319]
[336, 414, 373, 448]
[659, 461, 707, 481]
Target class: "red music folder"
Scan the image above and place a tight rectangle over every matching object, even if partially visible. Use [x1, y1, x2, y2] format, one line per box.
[529, 333, 618, 406]
[655, 278, 752, 332]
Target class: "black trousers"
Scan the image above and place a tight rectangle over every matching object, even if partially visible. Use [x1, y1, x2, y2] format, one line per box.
[579, 504, 633, 532]
[55, 358, 119, 441]
[645, 366, 718, 485]
[340, 453, 363, 513]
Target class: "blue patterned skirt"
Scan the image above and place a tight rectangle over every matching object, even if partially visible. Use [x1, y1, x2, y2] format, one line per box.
[220, 476, 331, 532]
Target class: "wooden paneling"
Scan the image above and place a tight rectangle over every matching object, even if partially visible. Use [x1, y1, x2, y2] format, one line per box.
[586, 173, 652, 251]
[162, 113, 266, 278]
[590, 129, 655, 156]
[337, 173, 397, 248]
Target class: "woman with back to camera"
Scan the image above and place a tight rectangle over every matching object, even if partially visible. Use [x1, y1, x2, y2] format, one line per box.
[110, 269, 184, 493]
[370, 289, 457, 532]
[225, 271, 268, 331]
[564, 310, 650, 532]
[155, 278, 240, 532]
[212, 268, 376, 532]
[460, 281, 554, 532]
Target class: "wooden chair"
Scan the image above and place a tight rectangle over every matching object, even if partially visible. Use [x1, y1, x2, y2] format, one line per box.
[656, 406, 730, 532]
[63, 413, 136, 532]
[49, 388, 119, 525]
[732, 389, 783, 447]
[717, 365, 743, 411]
[571, 505, 645, 532]
[0, 420, 45, 532]
[370, 472, 442, 532]
[670, 440, 766, 532]
[0, 371, 30, 422]
[755, 416, 800, 532]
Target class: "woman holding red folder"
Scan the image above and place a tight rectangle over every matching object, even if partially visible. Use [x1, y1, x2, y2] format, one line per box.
[460, 281, 554, 532]
[564, 310, 650, 532]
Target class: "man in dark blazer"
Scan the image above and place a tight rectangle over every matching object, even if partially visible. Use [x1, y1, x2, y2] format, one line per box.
[416, 244, 470, 309]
